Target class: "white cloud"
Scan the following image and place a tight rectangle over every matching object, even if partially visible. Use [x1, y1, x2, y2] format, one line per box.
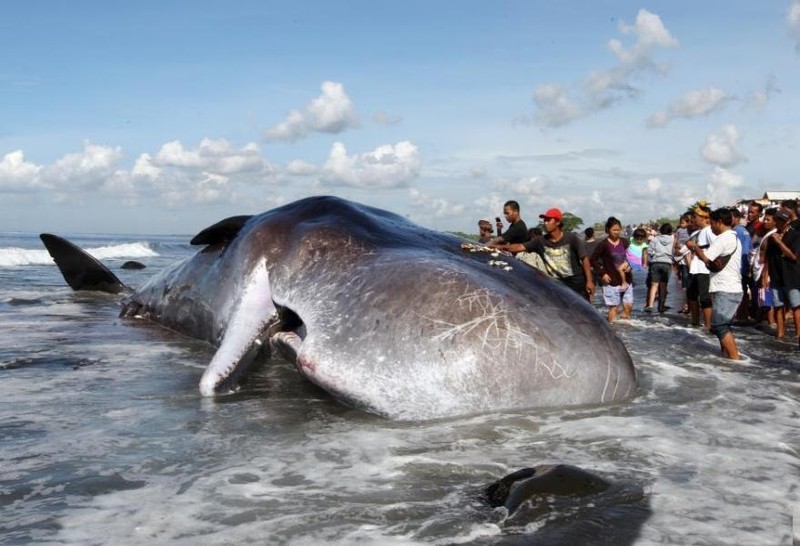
[706, 166, 744, 208]
[789, 1, 800, 53]
[265, 81, 359, 142]
[372, 110, 402, 126]
[646, 177, 662, 192]
[0, 150, 43, 191]
[285, 159, 318, 176]
[320, 141, 420, 188]
[132, 138, 276, 206]
[742, 75, 780, 112]
[408, 188, 465, 220]
[647, 87, 730, 128]
[532, 84, 582, 128]
[532, 9, 678, 127]
[701, 125, 746, 167]
[152, 138, 265, 174]
[41, 141, 124, 190]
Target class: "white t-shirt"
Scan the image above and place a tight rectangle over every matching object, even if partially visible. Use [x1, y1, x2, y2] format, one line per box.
[750, 228, 776, 281]
[688, 226, 717, 275]
[705, 230, 742, 293]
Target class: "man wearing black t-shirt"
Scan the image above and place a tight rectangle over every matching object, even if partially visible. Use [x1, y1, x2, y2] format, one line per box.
[487, 200, 528, 246]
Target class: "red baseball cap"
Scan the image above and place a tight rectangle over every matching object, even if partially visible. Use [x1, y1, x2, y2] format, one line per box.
[539, 208, 563, 221]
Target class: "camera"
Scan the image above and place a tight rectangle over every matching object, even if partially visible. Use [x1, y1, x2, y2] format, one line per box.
[495, 217, 501, 223]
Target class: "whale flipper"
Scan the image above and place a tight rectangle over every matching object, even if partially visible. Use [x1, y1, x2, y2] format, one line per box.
[39, 233, 128, 294]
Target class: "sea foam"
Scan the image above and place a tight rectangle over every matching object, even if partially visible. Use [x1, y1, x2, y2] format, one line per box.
[0, 242, 158, 267]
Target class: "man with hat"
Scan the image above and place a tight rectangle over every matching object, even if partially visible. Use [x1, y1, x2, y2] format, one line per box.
[477, 219, 494, 243]
[763, 208, 800, 346]
[498, 207, 594, 301]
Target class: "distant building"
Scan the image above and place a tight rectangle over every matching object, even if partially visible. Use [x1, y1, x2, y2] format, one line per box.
[734, 190, 800, 211]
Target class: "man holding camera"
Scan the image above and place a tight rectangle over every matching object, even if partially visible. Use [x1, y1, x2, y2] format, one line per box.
[487, 200, 528, 246]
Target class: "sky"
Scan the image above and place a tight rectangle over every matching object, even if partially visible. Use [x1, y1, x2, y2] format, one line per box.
[2, 1, 800, 236]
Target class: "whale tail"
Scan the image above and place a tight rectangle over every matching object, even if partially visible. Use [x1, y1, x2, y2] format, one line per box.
[40, 233, 128, 294]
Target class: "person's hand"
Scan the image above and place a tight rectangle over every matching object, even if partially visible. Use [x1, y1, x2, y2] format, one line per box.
[685, 240, 696, 250]
[601, 273, 611, 284]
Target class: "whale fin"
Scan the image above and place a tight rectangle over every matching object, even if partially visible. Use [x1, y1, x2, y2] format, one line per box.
[199, 259, 276, 395]
[39, 233, 128, 294]
[190, 215, 252, 246]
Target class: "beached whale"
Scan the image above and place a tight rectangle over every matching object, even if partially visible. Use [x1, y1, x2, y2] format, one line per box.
[40, 196, 637, 419]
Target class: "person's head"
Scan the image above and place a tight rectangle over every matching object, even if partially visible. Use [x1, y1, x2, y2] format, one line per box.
[478, 219, 492, 238]
[605, 216, 622, 240]
[503, 200, 521, 223]
[709, 207, 733, 235]
[747, 202, 763, 223]
[763, 207, 777, 231]
[692, 203, 711, 228]
[584, 226, 595, 240]
[659, 223, 673, 235]
[678, 213, 690, 228]
[774, 208, 791, 230]
[780, 199, 798, 220]
[632, 227, 647, 243]
[538, 207, 563, 233]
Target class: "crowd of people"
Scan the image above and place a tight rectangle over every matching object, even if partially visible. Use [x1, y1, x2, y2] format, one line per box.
[477, 198, 800, 360]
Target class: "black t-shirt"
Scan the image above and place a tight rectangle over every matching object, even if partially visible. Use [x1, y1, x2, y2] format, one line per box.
[523, 231, 587, 280]
[765, 228, 800, 287]
[501, 220, 529, 244]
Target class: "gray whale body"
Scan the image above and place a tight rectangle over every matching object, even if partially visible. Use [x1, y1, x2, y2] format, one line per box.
[42, 196, 637, 420]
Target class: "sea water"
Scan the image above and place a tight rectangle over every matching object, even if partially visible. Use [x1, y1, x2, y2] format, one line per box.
[1, 232, 798, 545]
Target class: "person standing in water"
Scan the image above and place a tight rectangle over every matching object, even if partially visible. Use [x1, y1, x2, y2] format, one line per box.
[645, 223, 675, 313]
[686, 207, 742, 360]
[591, 217, 634, 322]
[498, 207, 594, 301]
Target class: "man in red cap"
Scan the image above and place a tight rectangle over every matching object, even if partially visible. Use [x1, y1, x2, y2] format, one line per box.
[498, 207, 594, 301]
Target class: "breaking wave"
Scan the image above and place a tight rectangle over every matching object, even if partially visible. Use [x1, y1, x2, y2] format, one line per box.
[0, 242, 159, 267]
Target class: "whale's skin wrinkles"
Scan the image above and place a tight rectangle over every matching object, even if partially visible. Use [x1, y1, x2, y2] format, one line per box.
[112, 196, 636, 420]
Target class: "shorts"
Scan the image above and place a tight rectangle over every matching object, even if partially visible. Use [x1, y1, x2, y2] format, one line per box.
[710, 291, 742, 340]
[771, 287, 800, 309]
[687, 273, 712, 309]
[602, 284, 633, 307]
[559, 274, 587, 297]
[649, 262, 671, 283]
[678, 263, 689, 288]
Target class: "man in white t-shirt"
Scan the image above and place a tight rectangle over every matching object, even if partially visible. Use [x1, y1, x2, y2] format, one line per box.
[682, 204, 716, 329]
[686, 207, 743, 360]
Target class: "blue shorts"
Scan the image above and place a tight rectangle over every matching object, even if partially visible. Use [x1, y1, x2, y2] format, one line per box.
[602, 284, 633, 307]
[771, 287, 800, 309]
[710, 291, 742, 340]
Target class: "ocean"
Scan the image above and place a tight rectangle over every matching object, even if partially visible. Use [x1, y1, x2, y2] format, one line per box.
[1, 231, 798, 545]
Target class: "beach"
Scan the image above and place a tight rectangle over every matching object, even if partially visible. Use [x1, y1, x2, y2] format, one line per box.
[1, 232, 798, 545]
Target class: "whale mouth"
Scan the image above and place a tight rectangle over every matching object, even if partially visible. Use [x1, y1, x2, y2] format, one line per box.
[268, 305, 306, 366]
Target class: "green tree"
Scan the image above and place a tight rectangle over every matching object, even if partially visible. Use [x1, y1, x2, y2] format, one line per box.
[537, 212, 584, 232]
[561, 212, 584, 232]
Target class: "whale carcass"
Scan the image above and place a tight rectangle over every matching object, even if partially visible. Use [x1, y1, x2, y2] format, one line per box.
[41, 196, 637, 419]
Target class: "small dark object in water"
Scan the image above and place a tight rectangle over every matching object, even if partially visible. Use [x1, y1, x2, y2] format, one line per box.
[484, 464, 610, 515]
[121, 261, 146, 270]
[482, 464, 652, 545]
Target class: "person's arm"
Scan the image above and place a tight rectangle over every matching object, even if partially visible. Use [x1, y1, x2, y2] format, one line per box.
[772, 232, 798, 262]
[582, 255, 594, 293]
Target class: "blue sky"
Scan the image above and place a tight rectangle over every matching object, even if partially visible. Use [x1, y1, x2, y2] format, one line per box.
[2, 1, 800, 235]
